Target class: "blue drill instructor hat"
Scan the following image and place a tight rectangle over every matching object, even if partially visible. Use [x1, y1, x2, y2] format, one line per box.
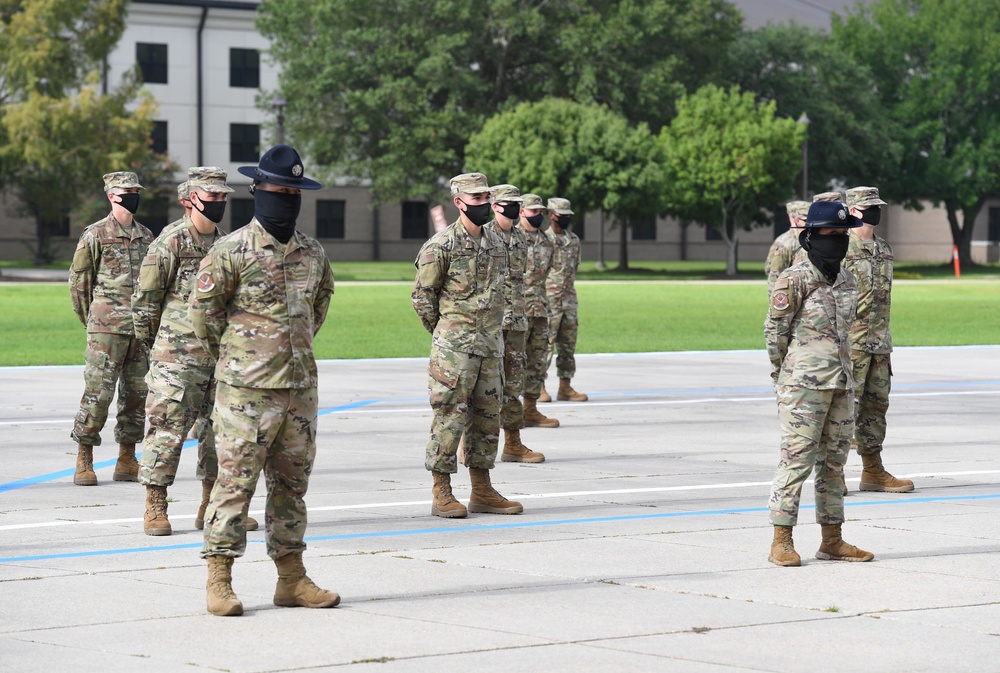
[803, 201, 862, 229]
[238, 144, 323, 190]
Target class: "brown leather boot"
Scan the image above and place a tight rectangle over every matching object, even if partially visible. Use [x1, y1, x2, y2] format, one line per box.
[113, 442, 139, 482]
[243, 502, 259, 532]
[468, 468, 523, 514]
[501, 428, 545, 463]
[859, 453, 913, 492]
[206, 555, 243, 616]
[523, 397, 559, 428]
[73, 443, 98, 486]
[768, 525, 800, 567]
[538, 386, 552, 403]
[431, 471, 468, 518]
[815, 524, 874, 562]
[273, 552, 340, 608]
[143, 485, 172, 536]
[195, 479, 213, 530]
[557, 378, 588, 401]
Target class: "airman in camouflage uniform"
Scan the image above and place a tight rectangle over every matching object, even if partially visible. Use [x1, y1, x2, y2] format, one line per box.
[133, 167, 251, 537]
[487, 184, 545, 464]
[764, 200, 874, 567]
[412, 172, 524, 519]
[765, 201, 809, 293]
[845, 186, 913, 493]
[69, 172, 154, 486]
[518, 194, 559, 428]
[542, 197, 588, 403]
[189, 145, 338, 616]
[177, 181, 193, 219]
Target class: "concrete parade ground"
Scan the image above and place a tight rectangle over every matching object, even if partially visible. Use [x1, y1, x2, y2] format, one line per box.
[0, 348, 997, 672]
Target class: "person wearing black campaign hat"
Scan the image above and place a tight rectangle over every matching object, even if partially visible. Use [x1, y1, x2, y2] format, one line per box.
[189, 145, 338, 616]
[764, 200, 875, 567]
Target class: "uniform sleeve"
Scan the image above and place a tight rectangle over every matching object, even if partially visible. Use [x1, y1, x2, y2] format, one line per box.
[313, 255, 335, 335]
[411, 243, 444, 334]
[68, 232, 99, 327]
[188, 250, 234, 360]
[131, 247, 174, 346]
[764, 274, 798, 384]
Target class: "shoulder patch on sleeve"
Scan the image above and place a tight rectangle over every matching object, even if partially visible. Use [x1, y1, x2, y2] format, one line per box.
[771, 290, 790, 311]
[774, 277, 789, 290]
[197, 271, 216, 293]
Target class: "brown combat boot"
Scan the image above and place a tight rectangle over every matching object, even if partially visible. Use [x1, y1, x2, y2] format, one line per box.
[431, 471, 468, 518]
[143, 485, 172, 536]
[523, 397, 559, 428]
[501, 428, 545, 463]
[538, 386, 552, 403]
[768, 525, 801, 567]
[195, 479, 213, 530]
[468, 468, 523, 514]
[73, 443, 98, 486]
[113, 442, 139, 481]
[859, 453, 914, 493]
[206, 555, 243, 616]
[815, 524, 874, 562]
[557, 378, 588, 402]
[273, 552, 340, 608]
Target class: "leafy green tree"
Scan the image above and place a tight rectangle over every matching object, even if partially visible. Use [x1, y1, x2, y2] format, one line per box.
[833, 0, 1000, 266]
[659, 84, 804, 276]
[465, 98, 662, 268]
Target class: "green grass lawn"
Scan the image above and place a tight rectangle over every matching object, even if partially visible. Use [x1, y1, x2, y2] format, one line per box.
[3, 280, 998, 366]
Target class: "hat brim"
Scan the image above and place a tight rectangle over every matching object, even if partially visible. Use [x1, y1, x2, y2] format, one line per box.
[238, 166, 322, 190]
[550, 208, 574, 215]
[855, 199, 888, 207]
[805, 213, 863, 229]
[522, 204, 546, 211]
[192, 185, 235, 194]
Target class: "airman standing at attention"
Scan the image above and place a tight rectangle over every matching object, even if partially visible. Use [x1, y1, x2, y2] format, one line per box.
[69, 172, 154, 486]
[765, 200, 809, 293]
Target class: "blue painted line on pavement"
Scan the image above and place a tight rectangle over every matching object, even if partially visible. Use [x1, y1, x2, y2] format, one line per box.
[2, 492, 997, 564]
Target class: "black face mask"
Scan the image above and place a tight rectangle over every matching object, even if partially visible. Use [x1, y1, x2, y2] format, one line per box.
[254, 189, 301, 243]
[800, 230, 850, 283]
[193, 195, 227, 224]
[498, 202, 520, 220]
[525, 213, 545, 228]
[458, 199, 492, 226]
[115, 193, 140, 214]
[860, 207, 881, 225]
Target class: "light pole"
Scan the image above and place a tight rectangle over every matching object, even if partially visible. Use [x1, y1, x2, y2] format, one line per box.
[273, 94, 287, 145]
[797, 112, 810, 200]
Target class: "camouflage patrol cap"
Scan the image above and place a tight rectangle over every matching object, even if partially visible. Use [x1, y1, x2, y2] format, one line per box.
[785, 200, 809, 220]
[176, 182, 190, 202]
[521, 193, 546, 211]
[845, 186, 887, 208]
[187, 166, 235, 193]
[489, 183, 523, 203]
[103, 171, 144, 192]
[450, 172, 490, 194]
[812, 191, 842, 203]
[547, 197, 574, 215]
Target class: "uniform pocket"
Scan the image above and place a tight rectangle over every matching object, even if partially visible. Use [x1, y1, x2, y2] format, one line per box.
[446, 252, 476, 300]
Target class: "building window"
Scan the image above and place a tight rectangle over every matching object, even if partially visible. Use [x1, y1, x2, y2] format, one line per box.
[136, 43, 168, 84]
[401, 201, 428, 239]
[316, 200, 345, 239]
[229, 124, 260, 163]
[774, 209, 791, 237]
[151, 121, 168, 155]
[49, 217, 70, 238]
[230, 48, 260, 88]
[706, 226, 723, 241]
[140, 197, 170, 237]
[568, 215, 585, 240]
[229, 198, 255, 232]
[989, 207, 1000, 242]
[631, 214, 656, 241]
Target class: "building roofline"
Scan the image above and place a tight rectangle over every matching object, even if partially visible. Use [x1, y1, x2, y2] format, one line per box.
[131, 0, 258, 10]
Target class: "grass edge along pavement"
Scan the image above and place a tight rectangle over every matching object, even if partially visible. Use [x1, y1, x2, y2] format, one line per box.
[1, 279, 998, 366]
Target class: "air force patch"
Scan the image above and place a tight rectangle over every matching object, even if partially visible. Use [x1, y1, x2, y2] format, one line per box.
[772, 291, 789, 311]
[197, 271, 216, 293]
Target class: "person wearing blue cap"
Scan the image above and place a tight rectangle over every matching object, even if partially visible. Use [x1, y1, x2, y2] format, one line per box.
[189, 145, 339, 616]
[764, 200, 875, 567]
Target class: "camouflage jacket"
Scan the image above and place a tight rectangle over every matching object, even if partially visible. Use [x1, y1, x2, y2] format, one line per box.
[412, 219, 507, 358]
[843, 233, 893, 354]
[132, 218, 223, 366]
[765, 260, 857, 390]
[188, 219, 335, 389]
[765, 228, 807, 293]
[69, 213, 154, 335]
[488, 222, 528, 332]
[519, 224, 554, 319]
[545, 227, 580, 312]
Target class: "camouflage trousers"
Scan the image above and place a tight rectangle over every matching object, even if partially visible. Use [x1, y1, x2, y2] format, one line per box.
[769, 385, 854, 527]
[852, 350, 891, 456]
[425, 343, 501, 473]
[522, 316, 549, 399]
[544, 309, 579, 381]
[71, 333, 148, 446]
[501, 329, 527, 429]
[138, 361, 217, 487]
[201, 382, 317, 561]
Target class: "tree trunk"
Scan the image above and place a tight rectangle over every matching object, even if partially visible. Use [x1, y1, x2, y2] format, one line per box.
[720, 208, 739, 276]
[33, 214, 52, 266]
[617, 216, 629, 270]
[946, 198, 982, 268]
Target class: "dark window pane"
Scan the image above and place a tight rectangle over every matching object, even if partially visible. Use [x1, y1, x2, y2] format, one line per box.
[401, 201, 428, 240]
[631, 214, 656, 241]
[230, 198, 255, 232]
[50, 217, 70, 238]
[151, 120, 168, 155]
[989, 207, 1000, 242]
[706, 226, 723, 241]
[229, 124, 260, 162]
[136, 43, 168, 84]
[316, 200, 345, 239]
[569, 215, 584, 240]
[774, 208, 791, 237]
[139, 197, 170, 237]
[229, 48, 260, 88]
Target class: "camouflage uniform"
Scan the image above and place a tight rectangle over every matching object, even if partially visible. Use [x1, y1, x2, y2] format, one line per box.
[764, 201, 809, 293]
[765, 261, 857, 527]
[543, 199, 582, 381]
[70, 174, 154, 448]
[519, 194, 555, 400]
[190, 218, 334, 560]
[412, 214, 506, 473]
